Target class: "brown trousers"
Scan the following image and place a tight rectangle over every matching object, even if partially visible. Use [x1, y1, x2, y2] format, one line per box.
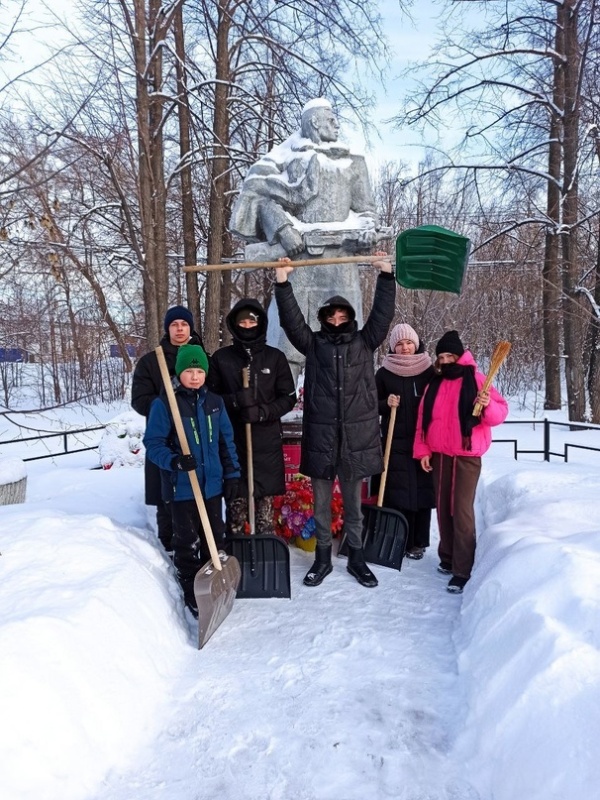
[432, 453, 481, 579]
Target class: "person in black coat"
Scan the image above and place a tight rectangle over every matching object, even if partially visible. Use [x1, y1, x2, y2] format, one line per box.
[131, 305, 205, 551]
[207, 299, 296, 535]
[274, 253, 396, 588]
[375, 323, 436, 559]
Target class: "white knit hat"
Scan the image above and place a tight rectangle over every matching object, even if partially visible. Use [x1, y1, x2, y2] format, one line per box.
[389, 323, 419, 351]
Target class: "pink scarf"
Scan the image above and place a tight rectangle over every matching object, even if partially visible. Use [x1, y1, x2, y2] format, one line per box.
[381, 352, 432, 377]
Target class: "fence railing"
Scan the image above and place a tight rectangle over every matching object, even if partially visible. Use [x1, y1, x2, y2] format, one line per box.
[0, 425, 106, 462]
[493, 418, 600, 462]
[1, 418, 599, 464]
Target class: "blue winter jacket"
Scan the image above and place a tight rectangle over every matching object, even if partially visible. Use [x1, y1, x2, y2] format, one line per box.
[144, 383, 240, 502]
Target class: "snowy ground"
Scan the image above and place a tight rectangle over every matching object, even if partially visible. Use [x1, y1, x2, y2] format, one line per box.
[1, 406, 599, 800]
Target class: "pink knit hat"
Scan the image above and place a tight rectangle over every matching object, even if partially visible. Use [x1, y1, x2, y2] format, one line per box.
[389, 323, 419, 351]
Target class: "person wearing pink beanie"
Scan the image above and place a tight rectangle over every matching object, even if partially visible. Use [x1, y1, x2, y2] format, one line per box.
[376, 322, 436, 561]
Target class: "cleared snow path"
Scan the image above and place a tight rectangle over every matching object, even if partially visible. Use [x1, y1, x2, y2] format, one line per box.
[96, 528, 480, 800]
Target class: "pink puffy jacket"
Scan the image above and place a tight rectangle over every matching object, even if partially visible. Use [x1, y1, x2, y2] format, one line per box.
[413, 350, 508, 459]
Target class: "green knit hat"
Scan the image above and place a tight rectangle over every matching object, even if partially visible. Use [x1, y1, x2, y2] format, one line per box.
[175, 344, 209, 376]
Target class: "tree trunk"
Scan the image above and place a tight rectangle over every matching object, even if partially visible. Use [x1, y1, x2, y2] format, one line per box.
[126, 0, 169, 349]
[560, 0, 586, 422]
[205, 0, 232, 354]
[174, 3, 201, 336]
[148, 0, 169, 336]
[543, 15, 564, 410]
[586, 217, 600, 422]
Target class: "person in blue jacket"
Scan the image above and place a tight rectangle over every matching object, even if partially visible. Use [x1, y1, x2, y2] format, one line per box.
[144, 344, 240, 615]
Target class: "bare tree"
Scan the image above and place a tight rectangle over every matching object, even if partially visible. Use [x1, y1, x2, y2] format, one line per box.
[392, 0, 600, 420]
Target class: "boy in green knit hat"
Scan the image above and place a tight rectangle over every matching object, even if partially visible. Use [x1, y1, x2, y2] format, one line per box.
[144, 344, 240, 616]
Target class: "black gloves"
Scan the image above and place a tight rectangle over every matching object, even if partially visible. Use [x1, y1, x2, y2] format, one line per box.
[241, 405, 265, 424]
[235, 387, 255, 409]
[223, 478, 239, 503]
[171, 453, 197, 472]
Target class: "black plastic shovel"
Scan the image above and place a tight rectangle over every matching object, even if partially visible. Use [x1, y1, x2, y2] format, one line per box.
[338, 405, 409, 571]
[224, 368, 292, 599]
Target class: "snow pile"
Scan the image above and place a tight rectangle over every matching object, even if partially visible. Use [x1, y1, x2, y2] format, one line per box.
[0, 507, 187, 800]
[0, 457, 27, 485]
[452, 460, 600, 800]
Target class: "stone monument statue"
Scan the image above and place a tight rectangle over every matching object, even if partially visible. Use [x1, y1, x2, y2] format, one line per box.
[230, 97, 392, 377]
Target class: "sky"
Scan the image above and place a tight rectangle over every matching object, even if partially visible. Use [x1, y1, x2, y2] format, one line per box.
[341, 0, 481, 173]
[1, 399, 599, 800]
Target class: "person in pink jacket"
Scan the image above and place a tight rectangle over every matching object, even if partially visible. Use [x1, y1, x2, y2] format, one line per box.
[414, 330, 508, 593]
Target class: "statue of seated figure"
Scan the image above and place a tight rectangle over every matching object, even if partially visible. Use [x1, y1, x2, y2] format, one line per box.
[230, 98, 392, 378]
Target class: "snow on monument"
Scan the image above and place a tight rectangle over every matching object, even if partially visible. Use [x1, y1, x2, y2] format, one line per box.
[231, 98, 392, 378]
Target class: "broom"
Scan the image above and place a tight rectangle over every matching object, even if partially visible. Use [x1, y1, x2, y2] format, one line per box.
[473, 340, 511, 417]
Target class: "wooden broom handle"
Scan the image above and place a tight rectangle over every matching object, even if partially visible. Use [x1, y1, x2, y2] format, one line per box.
[183, 255, 382, 272]
[155, 346, 222, 571]
[377, 404, 397, 507]
[242, 367, 256, 535]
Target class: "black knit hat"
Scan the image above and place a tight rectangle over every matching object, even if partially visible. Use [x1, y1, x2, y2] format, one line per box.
[235, 308, 260, 325]
[435, 330, 464, 357]
[164, 305, 194, 332]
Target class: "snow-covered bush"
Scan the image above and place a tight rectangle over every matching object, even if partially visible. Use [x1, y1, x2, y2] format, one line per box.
[98, 412, 145, 469]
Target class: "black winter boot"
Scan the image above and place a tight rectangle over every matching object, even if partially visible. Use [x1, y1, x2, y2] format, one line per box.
[347, 546, 378, 588]
[303, 545, 333, 587]
[173, 543, 203, 616]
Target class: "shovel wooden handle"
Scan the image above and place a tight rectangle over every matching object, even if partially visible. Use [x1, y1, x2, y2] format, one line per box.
[242, 367, 256, 535]
[155, 346, 222, 571]
[183, 255, 382, 273]
[377, 404, 397, 507]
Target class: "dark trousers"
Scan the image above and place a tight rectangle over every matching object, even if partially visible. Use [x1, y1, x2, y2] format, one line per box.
[170, 497, 225, 602]
[312, 476, 363, 549]
[401, 508, 432, 551]
[155, 499, 173, 550]
[432, 453, 481, 579]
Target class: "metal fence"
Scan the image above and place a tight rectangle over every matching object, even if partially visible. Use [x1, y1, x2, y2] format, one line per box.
[0, 425, 106, 462]
[493, 418, 600, 462]
[1, 418, 599, 464]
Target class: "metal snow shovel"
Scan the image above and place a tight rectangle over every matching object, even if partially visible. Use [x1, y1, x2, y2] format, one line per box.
[338, 405, 409, 571]
[155, 347, 241, 649]
[183, 226, 470, 294]
[223, 368, 292, 599]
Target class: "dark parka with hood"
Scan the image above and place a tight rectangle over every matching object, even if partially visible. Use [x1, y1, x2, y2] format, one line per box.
[207, 299, 296, 498]
[375, 348, 436, 512]
[274, 272, 396, 480]
[131, 328, 204, 505]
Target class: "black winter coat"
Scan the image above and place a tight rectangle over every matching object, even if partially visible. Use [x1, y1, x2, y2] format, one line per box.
[375, 365, 435, 511]
[131, 330, 204, 504]
[274, 272, 396, 480]
[207, 299, 296, 498]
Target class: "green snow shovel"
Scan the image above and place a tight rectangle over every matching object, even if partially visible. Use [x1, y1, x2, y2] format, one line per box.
[183, 225, 470, 294]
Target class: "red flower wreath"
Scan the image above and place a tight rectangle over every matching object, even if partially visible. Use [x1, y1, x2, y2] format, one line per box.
[273, 474, 344, 541]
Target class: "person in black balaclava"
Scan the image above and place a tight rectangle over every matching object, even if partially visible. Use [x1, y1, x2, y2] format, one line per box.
[274, 253, 396, 589]
[208, 299, 296, 536]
